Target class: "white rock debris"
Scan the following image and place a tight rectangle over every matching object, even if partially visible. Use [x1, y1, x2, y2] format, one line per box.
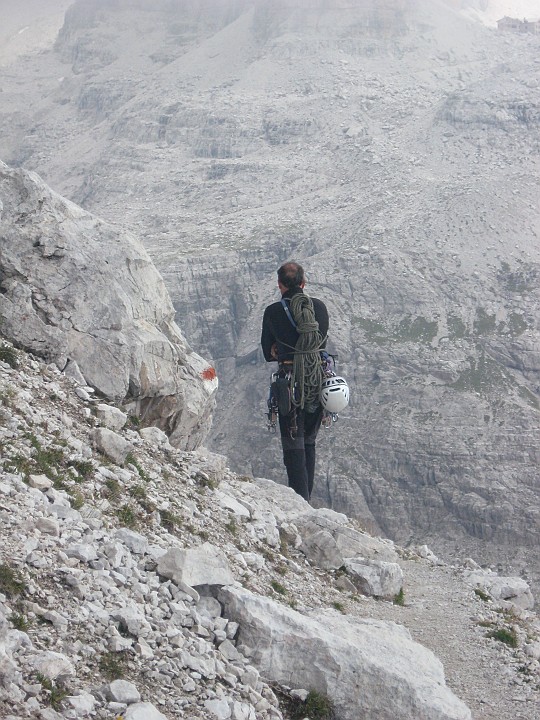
[0, 342, 538, 720]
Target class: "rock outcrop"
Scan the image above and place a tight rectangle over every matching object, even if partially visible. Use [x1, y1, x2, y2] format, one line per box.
[0, 162, 217, 449]
[220, 586, 471, 720]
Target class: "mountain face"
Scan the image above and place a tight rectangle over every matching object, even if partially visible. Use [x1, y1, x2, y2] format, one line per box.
[0, 0, 539, 589]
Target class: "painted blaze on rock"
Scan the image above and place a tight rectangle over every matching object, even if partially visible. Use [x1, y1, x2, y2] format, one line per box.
[0, 162, 217, 449]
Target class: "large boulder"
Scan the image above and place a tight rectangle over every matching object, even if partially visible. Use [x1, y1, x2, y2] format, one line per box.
[219, 587, 471, 720]
[0, 162, 217, 449]
[464, 569, 534, 610]
[157, 542, 234, 593]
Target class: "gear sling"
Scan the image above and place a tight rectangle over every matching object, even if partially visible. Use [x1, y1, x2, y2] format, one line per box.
[266, 295, 335, 435]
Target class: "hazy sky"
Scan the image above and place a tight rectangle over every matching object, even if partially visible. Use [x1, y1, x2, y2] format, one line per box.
[1, 0, 540, 66]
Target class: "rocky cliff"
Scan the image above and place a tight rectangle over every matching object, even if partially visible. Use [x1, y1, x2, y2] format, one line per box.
[0, 0, 539, 590]
[0, 162, 217, 449]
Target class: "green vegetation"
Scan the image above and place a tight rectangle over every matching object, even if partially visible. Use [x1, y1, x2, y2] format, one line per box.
[10, 613, 30, 631]
[393, 588, 405, 606]
[225, 518, 238, 536]
[473, 308, 497, 336]
[98, 651, 127, 680]
[474, 587, 490, 602]
[270, 580, 287, 596]
[0, 344, 19, 369]
[116, 504, 138, 529]
[447, 314, 467, 339]
[160, 509, 182, 532]
[129, 484, 147, 501]
[278, 529, 290, 558]
[69, 490, 85, 510]
[0, 385, 16, 407]
[498, 261, 538, 293]
[331, 601, 346, 613]
[128, 414, 141, 427]
[394, 316, 438, 343]
[68, 460, 94, 480]
[488, 627, 518, 648]
[36, 674, 68, 711]
[353, 315, 438, 345]
[505, 312, 528, 337]
[125, 452, 148, 481]
[195, 471, 218, 490]
[451, 352, 508, 396]
[289, 690, 335, 720]
[5, 434, 66, 481]
[353, 317, 387, 345]
[105, 477, 122, 501]
[0, 564, 26, 598]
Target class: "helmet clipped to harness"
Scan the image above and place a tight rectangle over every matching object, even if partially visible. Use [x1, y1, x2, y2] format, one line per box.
[320, 375, 349, 413]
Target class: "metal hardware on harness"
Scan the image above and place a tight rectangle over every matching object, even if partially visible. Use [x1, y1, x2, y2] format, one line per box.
[322, 411, 339, 428]
[267, 371, 279, 432]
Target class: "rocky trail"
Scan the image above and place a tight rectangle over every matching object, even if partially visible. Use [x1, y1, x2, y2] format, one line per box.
[0, 337, 539, 719]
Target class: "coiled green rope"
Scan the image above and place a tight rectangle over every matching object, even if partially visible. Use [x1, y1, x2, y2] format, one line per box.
[289, 293, 325, 412]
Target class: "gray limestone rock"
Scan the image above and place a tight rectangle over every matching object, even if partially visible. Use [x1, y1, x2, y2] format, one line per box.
[96, 404, 128, 432]
[219, 587, 471, 720]
[115, 529, 149, 555]
[91, 428, 132, 465]
[157, 543, 234, 592]
[65, 544, 98, 563]
[124, 703, 168, 720]
[28, 475, 52, 491]
[106, 680, 141, 704]
[65, 692, 95, 716]
[63, 359, 87, 386]
[465, 570, 534, 610]
[0, 162, 217, 450]
[28, 651, 75, 680]
[344, 558, 404, 599]
[139, 426, 170, 446]
[205, 698, 232, 719]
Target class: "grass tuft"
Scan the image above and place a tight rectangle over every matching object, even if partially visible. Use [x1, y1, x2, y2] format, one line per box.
[36, 673, 68, 711]
[488, 627, 518, 648]
[116, 504, 138, 528]
[0, 344, 19, 369]
[10, 612, 31, 631]
[0, 564, 26, 598]
[288, 689, 335, 720]
[474, 587, 490, 602]
[99, 651, 127, 680]
[160, 508, 181, 531]
[393, 588, 405, 606]
[270, 580, 287, 596]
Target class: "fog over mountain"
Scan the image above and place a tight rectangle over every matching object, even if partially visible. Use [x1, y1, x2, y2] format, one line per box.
[0, 0, 539, 595]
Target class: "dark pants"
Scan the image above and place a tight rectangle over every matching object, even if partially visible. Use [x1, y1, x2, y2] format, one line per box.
[279, 406, 323, 501]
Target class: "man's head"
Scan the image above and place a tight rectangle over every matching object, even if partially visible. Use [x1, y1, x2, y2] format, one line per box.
[277, 262, 305, 293]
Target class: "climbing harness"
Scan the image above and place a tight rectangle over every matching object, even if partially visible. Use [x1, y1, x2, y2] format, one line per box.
[266, 292, 348, 434]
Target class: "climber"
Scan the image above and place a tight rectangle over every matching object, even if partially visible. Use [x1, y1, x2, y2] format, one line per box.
[261, 261, 329, 502]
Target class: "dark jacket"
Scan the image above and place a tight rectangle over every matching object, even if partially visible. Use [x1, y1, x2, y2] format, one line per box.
[261, 287, 329, 363]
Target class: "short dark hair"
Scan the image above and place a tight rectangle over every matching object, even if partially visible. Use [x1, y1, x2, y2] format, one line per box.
[277, 261, 305, 289]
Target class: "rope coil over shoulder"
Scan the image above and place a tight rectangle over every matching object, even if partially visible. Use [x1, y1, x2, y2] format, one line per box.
[288, 293, 325, 413]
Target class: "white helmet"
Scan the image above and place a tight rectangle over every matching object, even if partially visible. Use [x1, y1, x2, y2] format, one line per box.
[321, 376, 349, 413]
